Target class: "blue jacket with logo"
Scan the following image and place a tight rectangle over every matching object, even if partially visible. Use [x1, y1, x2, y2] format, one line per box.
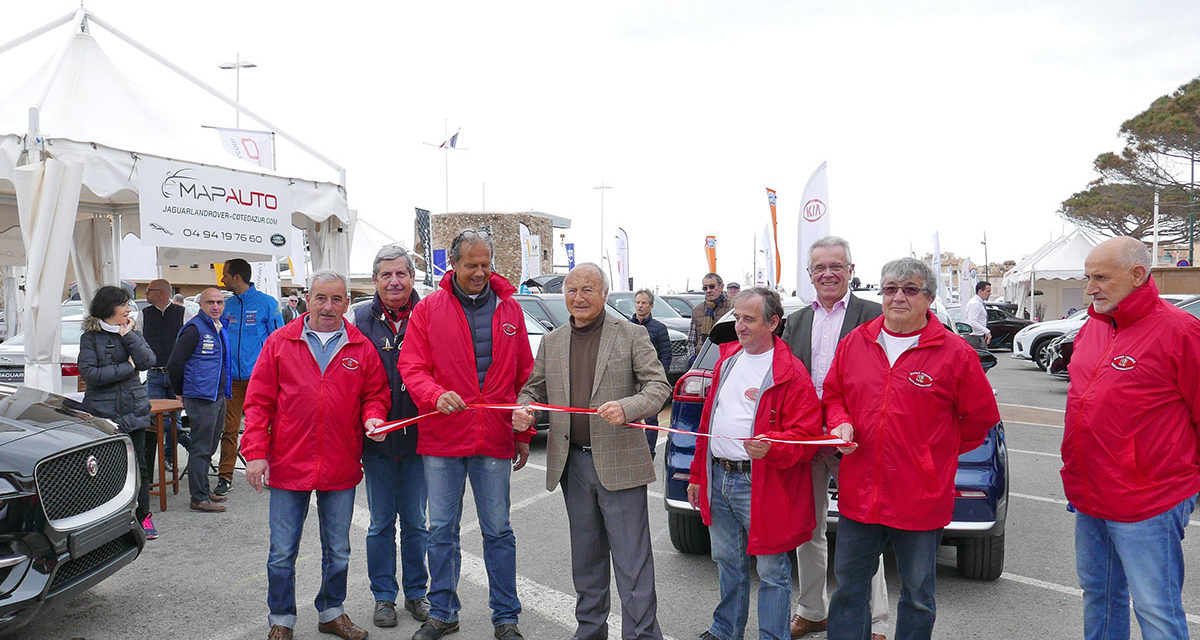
[180, 314, 233, 401]
[221, 283, 284, 380]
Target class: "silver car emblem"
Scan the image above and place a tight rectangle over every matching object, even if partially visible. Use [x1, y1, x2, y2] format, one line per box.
[0, 356, 13, 364]
[86, 455, 99, 477]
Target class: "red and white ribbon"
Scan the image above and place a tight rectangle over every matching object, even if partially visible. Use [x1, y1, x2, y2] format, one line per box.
[367, 401, 851, 447]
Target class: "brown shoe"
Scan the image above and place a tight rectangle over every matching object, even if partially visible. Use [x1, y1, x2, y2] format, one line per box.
[318, 613, 369, 640]
[209, 491, 228, 503]
[268, 625, 293, 640]
[189, 499, 227, 513]
[790, 615, 828, 638]
[871, 635, 886, 640]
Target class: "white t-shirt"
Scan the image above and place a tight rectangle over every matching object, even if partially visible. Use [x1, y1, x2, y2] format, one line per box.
[709, 348, 774, 460]
[878, 327, 920, 366]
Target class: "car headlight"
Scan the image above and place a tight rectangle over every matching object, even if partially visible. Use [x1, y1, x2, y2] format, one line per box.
[0, 478, 17, 497]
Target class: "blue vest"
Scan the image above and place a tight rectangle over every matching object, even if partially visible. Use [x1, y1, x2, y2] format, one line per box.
[181, 314, 233, 401]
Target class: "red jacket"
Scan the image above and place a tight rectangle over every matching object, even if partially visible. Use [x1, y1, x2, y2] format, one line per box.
[689, 337, 824, 555]
[397, 272, 535, 459]
[1063, 277, 1200, 522]
[240, 315, 390, 492]
[823, 312, 999, 531]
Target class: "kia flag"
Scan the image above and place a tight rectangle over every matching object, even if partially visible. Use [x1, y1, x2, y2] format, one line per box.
[214, 127, 275, 169]
[797, 162, 830, 303]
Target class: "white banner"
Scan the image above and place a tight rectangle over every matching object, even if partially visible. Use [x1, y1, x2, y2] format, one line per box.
[138, 157, 292, 256]
[931, 232, 947, 305]
[797, 162, 830, 303]
[518, 222, 531, 284]
[615, 227, 630, 291]
[761, 223, 776, 289]
[214, 127, 275, 169]
[252, 259, 281, 303]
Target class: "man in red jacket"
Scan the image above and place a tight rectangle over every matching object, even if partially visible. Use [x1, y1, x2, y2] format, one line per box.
[241, 271, 391, 640]
[1064, 237, 1200, 640]
[686, 287, 824, 640]
[823, 258, 999, 640]
[397, 229, 534, 640]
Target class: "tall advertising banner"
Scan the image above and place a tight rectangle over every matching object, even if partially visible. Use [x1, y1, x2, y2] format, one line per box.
[797, 162, 830, 303]
[705, 235, 717, 274]
[958, 260, 974, 306]
[565, 242, 576, 269]
[138, 157, 292, 256]
[761, 224, 776, 288]
[615, 227, 631, 291]
[518, 222, 532, 285]
[213, 127, 276, 170]
[765, 188, 781, 287]
[932, 232, 946, 305]
[414, 208, 432, 286]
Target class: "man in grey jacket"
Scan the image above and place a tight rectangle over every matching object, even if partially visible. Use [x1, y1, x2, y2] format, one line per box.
[781, 236, 889, 640]
[513, 263, 671, 640]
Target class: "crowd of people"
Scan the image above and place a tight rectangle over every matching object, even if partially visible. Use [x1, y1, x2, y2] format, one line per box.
[70, 230, 1198, 640]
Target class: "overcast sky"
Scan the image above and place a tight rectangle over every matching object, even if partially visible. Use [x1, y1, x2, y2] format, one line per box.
[3, 1, 1199, 293]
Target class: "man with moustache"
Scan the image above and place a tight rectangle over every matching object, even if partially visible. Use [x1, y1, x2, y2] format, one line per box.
[351, 245, 431, 627]
[781, 236, 888, 639]
[398, 229, 534, 640]
[514, 263, 671, 640]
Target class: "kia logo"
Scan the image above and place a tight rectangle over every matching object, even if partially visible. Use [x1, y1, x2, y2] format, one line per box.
[85, 455, 99, 477]
[802, 198, 827, 222]
[1110, 355, 1137, 371]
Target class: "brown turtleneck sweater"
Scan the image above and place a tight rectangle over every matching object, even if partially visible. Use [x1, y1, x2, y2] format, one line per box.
[568, 311, 606, 446]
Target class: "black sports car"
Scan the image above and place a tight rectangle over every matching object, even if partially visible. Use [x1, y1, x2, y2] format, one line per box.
[0, 385, 144, 633]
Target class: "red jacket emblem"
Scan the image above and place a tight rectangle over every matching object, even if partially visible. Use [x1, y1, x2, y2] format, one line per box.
[1109, 355, 1136, 371]
[907, 371, 934, 387]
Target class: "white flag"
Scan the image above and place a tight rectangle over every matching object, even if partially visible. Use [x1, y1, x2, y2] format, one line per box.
[761, 224, 776, 288]
[615, 227, 631, 291]
[931, 232, 947, 305]
[214, 127, 275, 169]
[518, 222, 531, 284]
[797, 162, 830, 303]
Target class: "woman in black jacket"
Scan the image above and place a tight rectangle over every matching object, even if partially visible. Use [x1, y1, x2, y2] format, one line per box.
[78, 285, 159, 539]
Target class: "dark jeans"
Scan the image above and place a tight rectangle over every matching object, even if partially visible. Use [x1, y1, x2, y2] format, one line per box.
[829, 516, 943, 640]
[182, 396, 225, 503]
[145, 371, 176, 460]
[128, 428, 153, 520]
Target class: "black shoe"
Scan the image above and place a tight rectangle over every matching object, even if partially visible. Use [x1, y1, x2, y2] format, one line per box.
[412, 619, 459, 640]
[373, 601, 398, 628]
[494, 623, 523, 640]
[213, 478, 232, 497]
[404, 597, 431, 622]
[163, 457, 174, 472]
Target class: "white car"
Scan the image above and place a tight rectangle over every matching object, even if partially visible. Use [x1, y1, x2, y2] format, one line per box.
[0, 319, 84, 390]
[344, 300, 546, 358]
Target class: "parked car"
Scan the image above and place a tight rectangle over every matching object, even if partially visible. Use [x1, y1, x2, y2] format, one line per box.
[664, 313, 1008, 581]
[660, 294, 704, 318]
[0, 384, 146, 632]
[514, 294, 690, 381]
[1045, 295, 1200, 379]
[1011, 308, 1089, 370]
[0, 320, 85, 391]
[981, 305, 1033, 350]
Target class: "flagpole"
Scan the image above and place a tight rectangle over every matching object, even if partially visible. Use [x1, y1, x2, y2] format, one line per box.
[444, 117, 450, 213]
[594, 182, 612, 272]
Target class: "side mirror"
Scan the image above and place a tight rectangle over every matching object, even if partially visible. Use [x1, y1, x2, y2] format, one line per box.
[539, 319, 555, 331]
[955, 322, 973, 335]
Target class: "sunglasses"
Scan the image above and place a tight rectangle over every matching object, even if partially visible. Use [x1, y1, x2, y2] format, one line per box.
[702, 284, 720, 291]
[879, 285, 924, 298]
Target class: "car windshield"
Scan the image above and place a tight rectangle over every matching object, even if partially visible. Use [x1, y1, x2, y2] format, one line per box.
[606, 293, 682, 319]
[4, 321, 84, 347]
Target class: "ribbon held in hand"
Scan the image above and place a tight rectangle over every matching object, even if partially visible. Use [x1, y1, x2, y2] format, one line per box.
[366, 401, 851, 447]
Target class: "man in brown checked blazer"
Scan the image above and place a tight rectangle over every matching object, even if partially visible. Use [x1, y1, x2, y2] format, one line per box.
[513, 263, 671, 640]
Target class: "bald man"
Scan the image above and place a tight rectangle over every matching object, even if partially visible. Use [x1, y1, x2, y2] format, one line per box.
[142, 278, 185, 468]
[1064, 236, 1200, 640]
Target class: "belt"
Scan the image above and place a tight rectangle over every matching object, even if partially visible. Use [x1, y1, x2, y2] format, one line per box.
[712, 457, 751, 474]
[569, 443, 592, 455]
[149, 367, 168, 372]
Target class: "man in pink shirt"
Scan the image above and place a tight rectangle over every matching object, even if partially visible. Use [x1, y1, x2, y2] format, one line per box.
[781, 236, 888, 639]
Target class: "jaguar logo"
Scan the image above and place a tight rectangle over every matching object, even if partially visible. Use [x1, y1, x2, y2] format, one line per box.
[501, 322, 517, 336]
[908, 371, 934, 388]
[86, 455, 99, 477]
[341, 357, 360, 371]
[1110, 355, 1137, 371]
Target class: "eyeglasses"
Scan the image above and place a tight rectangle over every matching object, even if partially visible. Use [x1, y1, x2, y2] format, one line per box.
[879, 285, 925, 298]
[808, 263, 847, 275]
[702, 284, 720, 291]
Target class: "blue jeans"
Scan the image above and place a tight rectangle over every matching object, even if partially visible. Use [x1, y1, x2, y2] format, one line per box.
[707, 461, 792, 640]
[267, 487, 356, 628]
[144, 370, 175, 457]
[829, 516, 942, 640]
[363, 451, 430, 602]
[423, 455, 520, 626]
[1075, 494, 1197, 640]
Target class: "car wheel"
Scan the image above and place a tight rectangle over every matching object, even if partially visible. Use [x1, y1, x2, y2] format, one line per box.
[1032, 337, 1056, 371]
[668, 511, 710, 555]
[955, 533, 1004, 581]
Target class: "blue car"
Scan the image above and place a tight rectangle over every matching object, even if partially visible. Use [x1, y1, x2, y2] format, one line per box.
[663, 314, 1009, 581]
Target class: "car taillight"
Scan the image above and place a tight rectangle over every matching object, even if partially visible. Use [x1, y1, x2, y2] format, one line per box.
[673, 370, 712, 402]
[956, 490, 988, 498]
[60, 363, 79, 376]
[671, 472, 691, 482]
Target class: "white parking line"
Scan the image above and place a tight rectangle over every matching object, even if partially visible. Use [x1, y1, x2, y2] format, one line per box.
[998, 403, 1065, 414]
[1012, 492, 1200, 527]
[1008, 447, 1061, 459]
[1005, 420, 1063, 429]
[995, 571, 1200, 627]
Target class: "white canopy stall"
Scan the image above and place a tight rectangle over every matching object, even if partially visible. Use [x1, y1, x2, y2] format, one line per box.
[0, 9, 351, 393]
[1001, 229, 1101, 322]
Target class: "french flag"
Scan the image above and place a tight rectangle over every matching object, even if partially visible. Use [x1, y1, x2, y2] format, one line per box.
[439, 131, 459, 149]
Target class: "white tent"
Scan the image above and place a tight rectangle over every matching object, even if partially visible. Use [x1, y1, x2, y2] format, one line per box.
[1001, 229, 1101, 322]
[0, 9, 351, 393]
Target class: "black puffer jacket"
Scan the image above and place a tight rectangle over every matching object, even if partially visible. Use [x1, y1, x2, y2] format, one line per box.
[78, 316, 157, 433]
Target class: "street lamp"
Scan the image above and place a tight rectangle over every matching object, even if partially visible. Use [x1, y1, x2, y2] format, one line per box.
[218, 53, 257, 128]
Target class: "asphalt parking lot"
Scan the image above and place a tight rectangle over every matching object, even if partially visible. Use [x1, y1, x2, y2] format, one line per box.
[13, 353, 1200, 639]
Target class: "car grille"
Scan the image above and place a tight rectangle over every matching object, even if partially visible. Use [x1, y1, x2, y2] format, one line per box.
[36, 439, 130, 525]
[49, 537, 135, 593]
[671, 339, 687, 357]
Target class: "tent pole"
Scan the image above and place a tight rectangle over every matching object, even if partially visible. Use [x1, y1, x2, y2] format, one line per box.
[84, 10, 346, 184]
[0, 10, 75, 58]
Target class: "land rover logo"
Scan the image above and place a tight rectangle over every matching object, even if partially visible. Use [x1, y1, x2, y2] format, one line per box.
[86, 455, 99, 477]
[270, 233, 286, 247]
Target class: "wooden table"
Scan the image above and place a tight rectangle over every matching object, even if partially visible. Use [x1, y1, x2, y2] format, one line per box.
[148, 398, 183, 511]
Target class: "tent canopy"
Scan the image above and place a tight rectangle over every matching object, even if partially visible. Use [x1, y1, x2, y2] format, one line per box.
[1002, 229, 1101, 320]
